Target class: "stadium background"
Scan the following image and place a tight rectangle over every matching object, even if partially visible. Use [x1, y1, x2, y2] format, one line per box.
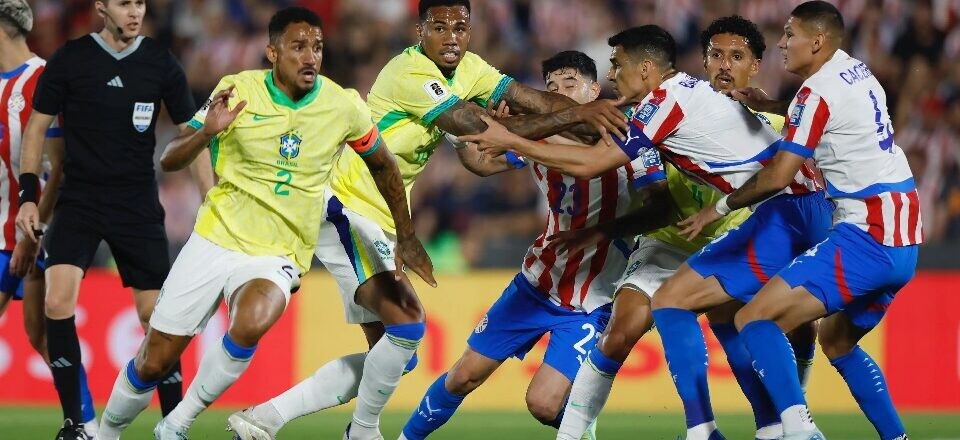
[2, 0, 960, 438]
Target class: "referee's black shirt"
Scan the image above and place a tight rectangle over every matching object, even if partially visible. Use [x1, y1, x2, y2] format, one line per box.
[33, 33, 196, 191]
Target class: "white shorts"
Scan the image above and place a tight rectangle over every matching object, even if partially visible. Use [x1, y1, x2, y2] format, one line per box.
[616, 237, 691, 297]
[149, 233, 301, 336]
[315, 189, 396, 324]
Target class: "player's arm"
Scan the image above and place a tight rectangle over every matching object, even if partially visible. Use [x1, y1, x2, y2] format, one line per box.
[354, 134, 437, 287]
[547, 181, 674, 255]
[449, 101, 520, 177]
[15, 111, 57, 242]
[730, 87, 790, 116]
[160, 86, 246, 172]
[459, 113, 630, 179]
[179, 121, 216, 196]
[498, 81, 626, 141]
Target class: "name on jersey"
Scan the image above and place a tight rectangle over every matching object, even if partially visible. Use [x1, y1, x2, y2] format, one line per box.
[789, 104, 805, 127]
[636, 103, 659, 124]
[132, 102, 155, 132]
[422, 79, 449, 103]
[839, 62, 873, 85]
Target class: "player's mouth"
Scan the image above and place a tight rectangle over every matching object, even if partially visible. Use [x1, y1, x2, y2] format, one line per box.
[300, 68, 317, 82]
[715, 73, 734, 88]
[440, 49, 460, 64]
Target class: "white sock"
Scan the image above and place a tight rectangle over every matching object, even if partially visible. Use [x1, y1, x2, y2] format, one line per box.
[557, 362, 615, 440]
[686, 421, 718, 439]
[258, 352, 366, 434]
[350, 331, 419, 435]
[780, 404, 818, 433]
[98, 365, 156, 440]
[167, 336, 255, 429]
[755, 422, 783, 439]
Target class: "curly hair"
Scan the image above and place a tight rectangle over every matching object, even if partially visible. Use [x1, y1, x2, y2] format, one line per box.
[700, 15, 766, 60]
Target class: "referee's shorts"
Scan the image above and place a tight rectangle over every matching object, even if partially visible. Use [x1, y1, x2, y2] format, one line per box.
[43, 185, 170, 290]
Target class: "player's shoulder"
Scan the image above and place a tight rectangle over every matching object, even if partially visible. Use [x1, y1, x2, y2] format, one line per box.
[457, 50, 493, 71]
[800, 50, 870, 101]
[317, 75, 363, 102]
[382, 45, 433, 75]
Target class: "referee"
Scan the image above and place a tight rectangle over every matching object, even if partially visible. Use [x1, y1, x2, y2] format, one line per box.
[15, 1, 210, 438]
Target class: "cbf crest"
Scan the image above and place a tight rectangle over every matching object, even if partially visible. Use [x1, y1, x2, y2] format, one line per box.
[279, 130, 302, 160]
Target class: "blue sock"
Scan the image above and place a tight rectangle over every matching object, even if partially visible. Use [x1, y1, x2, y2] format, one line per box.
[589, 348, 622, 376]
[222, 334, 257, 360]
[125, 359, 160, 392]
[790, 339, 815, 362]
[401, 373, 465, 439]
[404, 352, 420, 375]
[740, 321, 805, 412]
[78, 364, 96, 423]
[653, 308, 714, 428]
[710, 323, 779, 429]
[830, 346, 905, 440]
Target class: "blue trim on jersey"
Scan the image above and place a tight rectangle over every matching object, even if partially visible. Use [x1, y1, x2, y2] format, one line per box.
[423, 95, 462, 125]
[45, 127, 63, 138]
[613, 238, 632, 259]
[778, 140, 815, 159]
[612, 123, 655, 159]
[489, 76, 514, 106]
[0, 63, 29, 79]
[222, 334, 256, 360]
[704, 141, 780, 168]
[631, 170, 667, 188]
[825, 177, 916, 198]
[504, 151, 527, 169]
[326, 195, 364, 283]
[187, 119, 203, 131]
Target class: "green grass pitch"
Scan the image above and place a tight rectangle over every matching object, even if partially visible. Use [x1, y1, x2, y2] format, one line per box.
[1, 406, 957, 439]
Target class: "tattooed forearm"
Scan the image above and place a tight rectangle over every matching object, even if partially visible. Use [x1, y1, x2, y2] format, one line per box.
[364, 145, 416, 238]
[433, 100, 578, 140]
[502, 81, 579, 114]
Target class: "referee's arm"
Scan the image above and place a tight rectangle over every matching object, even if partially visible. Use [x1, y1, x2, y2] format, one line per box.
[16, 111, 57, 242]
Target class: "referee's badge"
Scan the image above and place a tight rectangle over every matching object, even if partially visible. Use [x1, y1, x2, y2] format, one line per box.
[132, 102, 155, 133]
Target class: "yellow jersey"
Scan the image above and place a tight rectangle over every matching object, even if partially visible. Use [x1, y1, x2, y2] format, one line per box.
[329, 45, 513, 234]
[188, 70, 378, 272]
[646, 111, 786, 253]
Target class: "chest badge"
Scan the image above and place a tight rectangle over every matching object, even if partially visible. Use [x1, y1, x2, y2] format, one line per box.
[132, 102, 155, 133]
[279, 130, 302, 160]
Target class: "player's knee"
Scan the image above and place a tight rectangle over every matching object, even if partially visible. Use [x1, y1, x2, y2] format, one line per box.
[816, 321, 857, 360]
[525, 392, 562, 425]
[650, 282, 682, 310]
[43, 292, 77, 319]
[445, 364, 484, 396]
[135, 355, 173, 382]
[598, 324, 645, 362]
[734, 300, 788, 331]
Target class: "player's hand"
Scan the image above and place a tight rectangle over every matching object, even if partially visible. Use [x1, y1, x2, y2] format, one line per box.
[546, 227, 605, 255]
[15, 202, 41, 243]
[677, 204, 724, 240]
[486, 99, 511, 118]
[10, 238, 40, 277]
[201, 85, 247, 136]
[395, 236, 437, 288]
[573, 99, 628, 140]
[458, 113, 519, 157]
[729, 87, 777, 113]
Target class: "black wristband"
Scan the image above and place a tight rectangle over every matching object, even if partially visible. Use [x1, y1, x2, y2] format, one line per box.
[18, 173, 40, 206]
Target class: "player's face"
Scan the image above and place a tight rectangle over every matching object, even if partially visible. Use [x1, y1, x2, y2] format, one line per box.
[97, 0, 146, 40]
[544, 68, 600, 105]
[607, 45, 648, 103]
[779, 17, 816, 75]
[704, 33, 760, 92]
[417, 6, 471, 74]
[269, 22, 323, 96]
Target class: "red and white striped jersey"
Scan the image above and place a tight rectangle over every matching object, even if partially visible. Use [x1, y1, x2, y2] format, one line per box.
[1, 56, 59, 251]
[518, 158, 646, 313]
[782, 50, 922, 247]
[612, 73, 821, 197]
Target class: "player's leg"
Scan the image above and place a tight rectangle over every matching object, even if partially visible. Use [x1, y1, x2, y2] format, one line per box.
[0, 292, 10, 316]
[559, 288, 652, 440]
[706, 301, 781, 440]
[526, 364, 573, 427]
[106, 219, 185, 418]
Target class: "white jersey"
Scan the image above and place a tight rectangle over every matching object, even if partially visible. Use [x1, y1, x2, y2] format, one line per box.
[612, 72, 821, 196]
[783, 50, 922, 247]
[516, 156, 647, 313]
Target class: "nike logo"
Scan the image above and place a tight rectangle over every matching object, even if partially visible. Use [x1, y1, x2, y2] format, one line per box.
[336, 395, 347, 404]
[359, 130, 375, 147]
[377, 389, 390, 396]
[569, 402, 594, 409]
[252, 115, 275, 121]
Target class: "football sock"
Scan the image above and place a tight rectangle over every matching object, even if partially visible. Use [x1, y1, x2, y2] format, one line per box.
[98, 360, 159, 440]
[167, 334, 256, 429]
[79, 364, 96, 424]
[157, 360, 184, 416]
[557, 349, 621, 440]
[652, 308, 717, 438]
[401, 373, 465, 440]
[266, 352, 367, 433]
[710, 323, 780, 429]
[830, 346, 905, 439]
[47, 316, 83, 423]
[791, 337, 816, 391]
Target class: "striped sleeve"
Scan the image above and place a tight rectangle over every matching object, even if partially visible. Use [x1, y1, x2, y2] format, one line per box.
[781, 86, 830, 158]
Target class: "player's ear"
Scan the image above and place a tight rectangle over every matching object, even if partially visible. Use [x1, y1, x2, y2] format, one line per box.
[589, 81, 601, 100]
[266, 44, 278, 64]
[750, 58, 761, 76]
[95, 0, 106, 17]
[416, 23, 424, 42]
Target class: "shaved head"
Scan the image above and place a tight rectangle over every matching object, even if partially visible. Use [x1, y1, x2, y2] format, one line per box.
[790, 1, 844, 46]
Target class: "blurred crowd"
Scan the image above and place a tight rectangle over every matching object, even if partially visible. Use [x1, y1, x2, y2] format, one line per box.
[22, 0, 960, 269]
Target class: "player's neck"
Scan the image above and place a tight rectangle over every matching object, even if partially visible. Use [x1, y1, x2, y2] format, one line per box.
[270, 70, 308, 102]
[98, 27, 138, 52]
[0, 39, 32, 73]
[797, 47, 838, 80]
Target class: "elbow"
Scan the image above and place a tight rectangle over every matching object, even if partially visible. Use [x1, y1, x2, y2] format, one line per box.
[159, 154, 183, 172]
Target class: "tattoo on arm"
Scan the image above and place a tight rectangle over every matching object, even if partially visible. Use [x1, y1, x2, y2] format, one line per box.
[432, 99, 580, 140]
[501, 81, 578, 114]
[364, 146, 415, 238]
[501, 81, 600, 141]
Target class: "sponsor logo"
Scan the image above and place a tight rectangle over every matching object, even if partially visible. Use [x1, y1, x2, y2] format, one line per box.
[754, 112, 772, 126]
[279, 130, 302, 160]
[474, 315, 488, 334]
[422, 79, 449, 103]
[678, 75, 699, 88]
[132, 102, 155, 133]
[636, 103, 659, 125]
[374, 240, 392, 258]
[789, 104, 805, 127]
[107, 76, 124, 88]
[640, 147, 661, 168]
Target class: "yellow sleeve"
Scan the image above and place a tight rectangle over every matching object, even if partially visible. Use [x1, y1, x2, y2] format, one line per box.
[388, 64, 462, 125]
[342, 89, 380, 157]
[463, 55, 514, 108]
[187, 75, 240, 132]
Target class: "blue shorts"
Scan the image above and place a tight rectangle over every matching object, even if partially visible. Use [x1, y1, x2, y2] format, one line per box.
[688, 192, 833, 303]
[778, 223, 917, 330]
[467, 273, 612, 381]
[0, 250, 46, 300]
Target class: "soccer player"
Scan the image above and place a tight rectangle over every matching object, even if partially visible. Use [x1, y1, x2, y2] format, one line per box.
[542, 16, 807, 440]
[681, 2, 921, 439]
[226, 2, 625, 439]
[94, 7, 433, 440]
[0, 2, 99, 438]
[460, 25, 831, 440]
[15, 0, 201, 438]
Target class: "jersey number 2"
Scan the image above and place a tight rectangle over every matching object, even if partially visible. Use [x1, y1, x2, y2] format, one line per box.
[274, 170, 293, 196]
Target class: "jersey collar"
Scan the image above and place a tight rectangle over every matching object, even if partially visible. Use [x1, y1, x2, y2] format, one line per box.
[412, 44, 457, 85]
[90, 33, 144, 60]
[265, 70, 322, 110]
[0, 62, 29, 79]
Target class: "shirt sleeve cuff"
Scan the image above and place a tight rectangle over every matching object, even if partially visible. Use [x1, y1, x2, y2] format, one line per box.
[778, 139, 815, 158]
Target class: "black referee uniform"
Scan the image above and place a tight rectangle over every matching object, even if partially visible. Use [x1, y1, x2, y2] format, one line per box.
[32, 32, 195, 427]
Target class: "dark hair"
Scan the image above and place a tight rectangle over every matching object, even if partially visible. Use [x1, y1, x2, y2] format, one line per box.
[419, 0, 471, 20]
[791, 1, 844, 34]
[608, 25, 676, 68]
[542, 51, 597, 82]
[0, 14, 25, 39]
[700, 15, 766, 60]
[268, 7, 322, 45]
